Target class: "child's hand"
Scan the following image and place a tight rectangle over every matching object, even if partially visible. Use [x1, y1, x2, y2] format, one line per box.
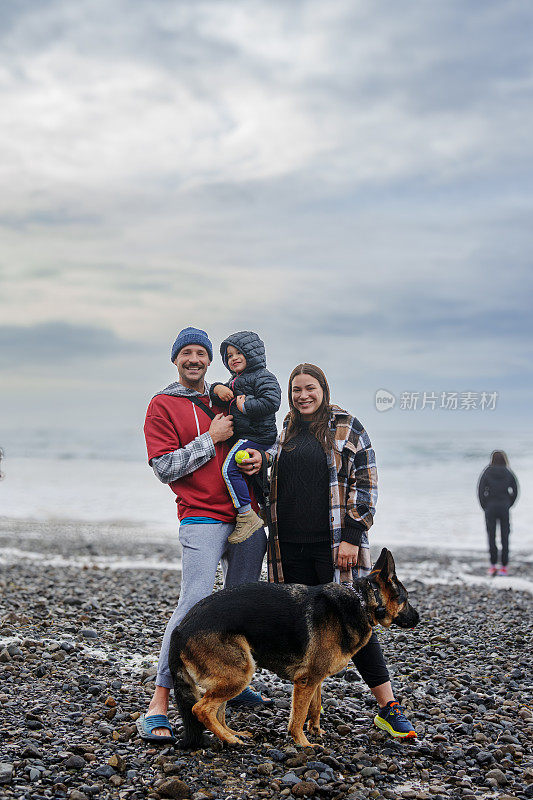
[236, 395, 246, 413]
[214, 385, 234, 402]
[208, 414, 234, 444]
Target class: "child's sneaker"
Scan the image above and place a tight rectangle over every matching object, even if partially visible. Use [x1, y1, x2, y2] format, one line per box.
[374, 701, 417, 738]
[499, 566, 508, 576]
[488, 565, 498, 576]
[228, 509, 264, 544]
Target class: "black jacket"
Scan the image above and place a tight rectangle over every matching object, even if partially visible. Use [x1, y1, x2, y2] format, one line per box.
[210, 331, 281, 447]
[477, 465, 519, 510]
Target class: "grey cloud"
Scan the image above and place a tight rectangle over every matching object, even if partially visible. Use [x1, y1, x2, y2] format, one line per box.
[116, 279, 176, 293]
[283, 293, 533, 351]
[0, 209, 102, 230]
[0, 322, 137, 367]
[344, 2, 533, 114]
[3, 0, 532, 202]
[0, 0, 531, 427]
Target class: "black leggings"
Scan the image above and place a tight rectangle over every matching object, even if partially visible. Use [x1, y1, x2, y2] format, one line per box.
[279, 540, 390, 689]
[485, 504, 510, 566]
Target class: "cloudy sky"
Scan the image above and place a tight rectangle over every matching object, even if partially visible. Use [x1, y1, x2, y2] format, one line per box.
[1, 0, 532, 457]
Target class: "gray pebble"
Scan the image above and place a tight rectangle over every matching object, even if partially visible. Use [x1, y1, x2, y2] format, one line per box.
[486, 768, 508, 785]
[64, 755, 86, 770]
[361, 766, 379, 777]
[281, 771, 301, 785]
[94, 765, 115, 778]
[0, 763, 13, 784]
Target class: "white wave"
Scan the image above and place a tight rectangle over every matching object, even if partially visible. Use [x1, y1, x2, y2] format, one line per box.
[0, 546, 181, 571]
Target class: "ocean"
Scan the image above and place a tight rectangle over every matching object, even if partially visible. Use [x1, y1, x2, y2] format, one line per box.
[1, 429, 531, 554]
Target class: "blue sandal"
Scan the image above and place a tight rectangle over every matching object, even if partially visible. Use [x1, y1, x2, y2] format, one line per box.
[136, 713, 176, 743]
[227, 687, 274, 708]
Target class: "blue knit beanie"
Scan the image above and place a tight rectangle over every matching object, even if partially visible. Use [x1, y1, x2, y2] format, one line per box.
[171, 327, 213, 363]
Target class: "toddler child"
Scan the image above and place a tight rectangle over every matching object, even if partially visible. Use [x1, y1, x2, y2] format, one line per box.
[210, 331, 281, 543]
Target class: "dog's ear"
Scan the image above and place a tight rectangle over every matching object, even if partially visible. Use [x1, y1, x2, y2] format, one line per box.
[373, 548, 388, 573]
[378, 549, 396, 580]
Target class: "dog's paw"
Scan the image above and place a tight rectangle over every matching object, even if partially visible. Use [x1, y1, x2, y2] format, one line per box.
[224, 735, 247, 747]
[307, 721, 325, 736]
[291, 735, 313, 748]
[176, 736, 204, 750]
[176, 732, 212, 750]
[210, 738, 224, 752]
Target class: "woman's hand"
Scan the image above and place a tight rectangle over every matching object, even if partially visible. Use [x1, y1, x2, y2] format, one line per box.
[237, 448, 262, 475]
[235, 395, 246, 413]
[213, 385, 234, 402]
[337, 542, 359, 572]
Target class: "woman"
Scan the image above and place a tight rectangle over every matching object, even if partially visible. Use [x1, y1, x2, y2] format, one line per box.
[478, 450, 519, 576]
[242, 363, 416, 739]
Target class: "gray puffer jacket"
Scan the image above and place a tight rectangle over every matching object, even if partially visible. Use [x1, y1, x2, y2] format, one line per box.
[210, 331, 281, 447]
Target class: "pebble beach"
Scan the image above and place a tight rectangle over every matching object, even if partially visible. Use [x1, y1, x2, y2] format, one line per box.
[0, 517, 532, 800]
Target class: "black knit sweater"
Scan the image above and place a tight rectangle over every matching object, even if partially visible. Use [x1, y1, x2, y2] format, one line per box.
[276, 421, 331, 543]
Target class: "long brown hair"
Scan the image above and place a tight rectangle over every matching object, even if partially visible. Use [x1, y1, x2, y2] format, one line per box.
[283, 363, 334, 453]
[490, 450, 509, 466]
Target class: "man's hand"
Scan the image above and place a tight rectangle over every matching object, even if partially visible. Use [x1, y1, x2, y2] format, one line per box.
[237, 448, 262, 475]
[337, 542, 359, 572]
[235, 395, 246, 413]
[213, 385, 234, 402]
[208, 414, 234, 444]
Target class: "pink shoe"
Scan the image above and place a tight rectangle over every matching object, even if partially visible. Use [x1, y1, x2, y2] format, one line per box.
[488, 565, 498, 576]
[499, 566, 508, 576]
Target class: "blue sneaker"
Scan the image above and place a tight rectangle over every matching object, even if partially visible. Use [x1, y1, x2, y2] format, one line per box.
[227, 686, 274, 708]
[374, 701, 417, 738]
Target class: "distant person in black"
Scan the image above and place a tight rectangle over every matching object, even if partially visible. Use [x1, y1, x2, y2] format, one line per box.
[478, 450, 519, 576]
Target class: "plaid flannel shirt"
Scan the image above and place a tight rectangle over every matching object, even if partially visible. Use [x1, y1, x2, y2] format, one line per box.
[267, 406, 377, 584]
[151, 431, 215, 483]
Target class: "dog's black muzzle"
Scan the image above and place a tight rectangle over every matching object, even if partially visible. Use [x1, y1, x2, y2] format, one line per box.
[394, 602, 419, 629]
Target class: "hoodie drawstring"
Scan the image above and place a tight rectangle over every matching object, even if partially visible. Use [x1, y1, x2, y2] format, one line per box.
[192, 404, 200, 437]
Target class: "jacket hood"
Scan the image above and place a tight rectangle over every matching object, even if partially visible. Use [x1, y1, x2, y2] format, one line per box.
[157, 380, 211, 398]
[220, 331, 266, 373]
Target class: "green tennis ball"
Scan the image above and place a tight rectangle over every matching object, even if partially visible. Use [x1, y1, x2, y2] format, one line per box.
[235, 450, 251, 464]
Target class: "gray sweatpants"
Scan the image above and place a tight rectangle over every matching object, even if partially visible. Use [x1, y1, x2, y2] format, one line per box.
[156, 521, 267, 688]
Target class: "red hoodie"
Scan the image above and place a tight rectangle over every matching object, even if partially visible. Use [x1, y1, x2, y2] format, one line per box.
[144, 391, 236, 523]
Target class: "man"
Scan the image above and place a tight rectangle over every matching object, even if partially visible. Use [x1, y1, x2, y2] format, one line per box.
[138, 327, 271, 743]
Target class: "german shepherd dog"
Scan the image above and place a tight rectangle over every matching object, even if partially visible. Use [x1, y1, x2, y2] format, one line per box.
[169, 548, 418, 748]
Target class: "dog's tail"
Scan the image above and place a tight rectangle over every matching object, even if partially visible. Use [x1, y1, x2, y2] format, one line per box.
[170, 637, 205, 748]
